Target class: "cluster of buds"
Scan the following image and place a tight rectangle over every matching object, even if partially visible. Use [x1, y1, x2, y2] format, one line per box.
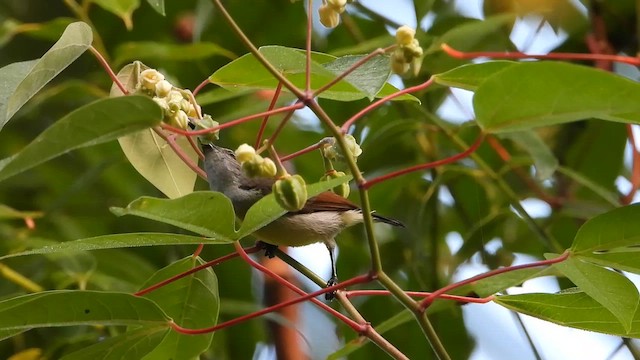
[391, 25, 423, 76]
[234, 144, 277, 178]
[136, 69, 219, 137]
[321, 134, 362, 162]
[319, 0, 346, 28]
[320, 169, 350, 198]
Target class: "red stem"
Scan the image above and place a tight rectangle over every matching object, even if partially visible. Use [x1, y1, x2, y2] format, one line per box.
[419, 250, 571, 311]
[363, 133, 484, 189]
[192, 243, 205, 258]
[341, 76, 435, 133]
[255, 82, 284, 148]
[161, 102, 305, 136]
[135, 245, 261, 296]
[280, 137, 334, 162]
[192, 78, 210, 97]
[89, 46, 128, 95]
[346, 290, 494, 304]
[441, 43, 640, 66]
[186, 134, 205, 161]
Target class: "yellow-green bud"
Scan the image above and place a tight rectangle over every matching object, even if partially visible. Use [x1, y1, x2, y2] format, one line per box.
[344, 134, 362, 158]
[321, 170, 350, 198]
[260, 158, 278, 177]
[139, 69, 164, 92]
[327, 0, 346, 13]
[235, 144, 257, 164]
[155, 79, 173, 97]
[273, 174, 307, 211]
[242, 160, 263, 178]
[152, 96, 170, 113]
[170, 110, 189, 129]
[391, 48, 410, 75]
[396, 25, 415, 46]
[319, 4, 340, 28]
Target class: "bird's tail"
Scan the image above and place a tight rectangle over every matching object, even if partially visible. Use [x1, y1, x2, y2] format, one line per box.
[371, 212, 404, 227]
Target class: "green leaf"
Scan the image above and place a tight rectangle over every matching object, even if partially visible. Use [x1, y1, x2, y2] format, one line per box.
[111, 192, 237, 240]
[61, 326, 168, 360]
[140, 256, 219, 359]
[0, 233, 229, 261]
[113, 41, 235, 67]
[571, 203, 640, 253]
[433, 61, 517, 91]
[499, 131, 558, 180]
[474, 62, 640, 133]
[576, 252, 640, 276]
[323, 54, 391, 101]
[92, 0, 140, 30]
[495, 290, 640, 337]
[209, 46, 415, 102]
[556, 166, 619, 206]
[0, 204, 43, 219]
[2, 22, 92, 130]
[145, 0, 165, 15]
[0, 291, 168, 332]
[119, 129, 199, 199]
[425, 14, 516, 55]
[0, 95, 162, 182]
[551, 254, 639, 331]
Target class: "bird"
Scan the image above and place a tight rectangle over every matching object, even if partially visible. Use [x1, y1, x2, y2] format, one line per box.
[202, 143, 403, 299]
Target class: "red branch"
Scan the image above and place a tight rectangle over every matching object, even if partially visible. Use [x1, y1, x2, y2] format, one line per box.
[152, 127, 207, 179]
[346, 290, 494, 304]
[89, 46, 128, 95]
[255, 82, 284, 148]
[362, 133, 484, 189]
[441, 43, 640, 66]
[419, 250, 571, 311]
[192, 78, 210, 97]
[341, 76, 436, 133]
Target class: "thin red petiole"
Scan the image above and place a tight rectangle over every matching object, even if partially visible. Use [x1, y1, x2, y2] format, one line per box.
[89, 46, 128, 95]
[341, 76, 435, 133]
[419, 250, 571, 311]
[186, 134, 205, 160]
[441, 43, 640, 66]
[345, 290, 494, 304]
[135, 245, 261, 297]
[192, 78, 210, 97]
[280, 137, 335, 162]
[255, 82, 284, 148]
[192, 243, 205, 258]
[362, 133, 484, 189]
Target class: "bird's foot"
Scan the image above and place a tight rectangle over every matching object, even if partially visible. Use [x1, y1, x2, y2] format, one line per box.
[256, 241, 278, 258]
[325, 276, 338, 301]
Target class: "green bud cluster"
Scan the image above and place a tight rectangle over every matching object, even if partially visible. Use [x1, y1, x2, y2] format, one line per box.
[319, 0, 347, 28]
[391, 25, 423, 76]
[273, 174, 308, 211]
[320, 170, 350, 198]
[234, 144, 277, 178]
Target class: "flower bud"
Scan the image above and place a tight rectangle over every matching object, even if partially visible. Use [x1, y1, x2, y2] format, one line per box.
[155, 79, 173, 97]
[170, 110, 189, 129]
[152, 96, 170, 113]
[260, 158, 277, 177]
[321, 135, 363, 161]
[273, 174, 307, 211]
[320, 170, 350, 198]
[194, 115, 220, 143]
[242, 160, 263, 178]
[139, 69, 165, 92]
[319, 4, 340, 28]
[344, 134, 362, 158]
[327, 0, 347, 13]
[396, 25, 415, 46]
[235, 144, 257, 164]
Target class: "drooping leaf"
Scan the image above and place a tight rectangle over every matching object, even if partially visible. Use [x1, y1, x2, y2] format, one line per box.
[499, 131, 558, 180]
[61, 326, 168, 360]
[2, 22, 92, 130]
[92, 0, 140, 30]
[139, 256, 219, 359]
[0, 233, 229, 261]
[474, 62, 640, 133]
[571, 203, 640, 253]
[113, 41, 235, 67]
[0, 95, 162, 182]
[495, 290, 640, 337]
[0, 291, 168, 332]
[209, 46, 415, 102]
[110, 192, 237, 240]
[550, 254, 639, 331]
[144, 0, 165, 15]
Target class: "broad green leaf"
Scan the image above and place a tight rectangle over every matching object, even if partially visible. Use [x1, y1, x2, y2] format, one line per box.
[322, 54, 391, 101]
[433, 61, 517, 91]
[474, 62, 640, 133]
[576, 252, 640, 276]
[551, 255, 639, 331]
[61, 326, 167, 360]
[425, 14, 516, 55]
[571, 203, 640, 253]
[111, 62, 198, 199]
[0, 204, 42, 219]
[236, 174, 353, 238]
[119, 129, 199, 199]
[469, 267, 556, 298]
[145, 0, 165, 15]
[0, 96, 162, 182]
[495, 290, 640, 337]
[113, 41, 235, 67]
[140, 257, 218, 359]
[110, 192, 237, 240]
[0, 233, 224, 261]
[92, 0, 140, 30]
[0, 291, 168, 332]
[499, 131, 558, 180]
[0, 329, 26, 341]
[3, 22, 92, 130]
[209, 46, 415, 102]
